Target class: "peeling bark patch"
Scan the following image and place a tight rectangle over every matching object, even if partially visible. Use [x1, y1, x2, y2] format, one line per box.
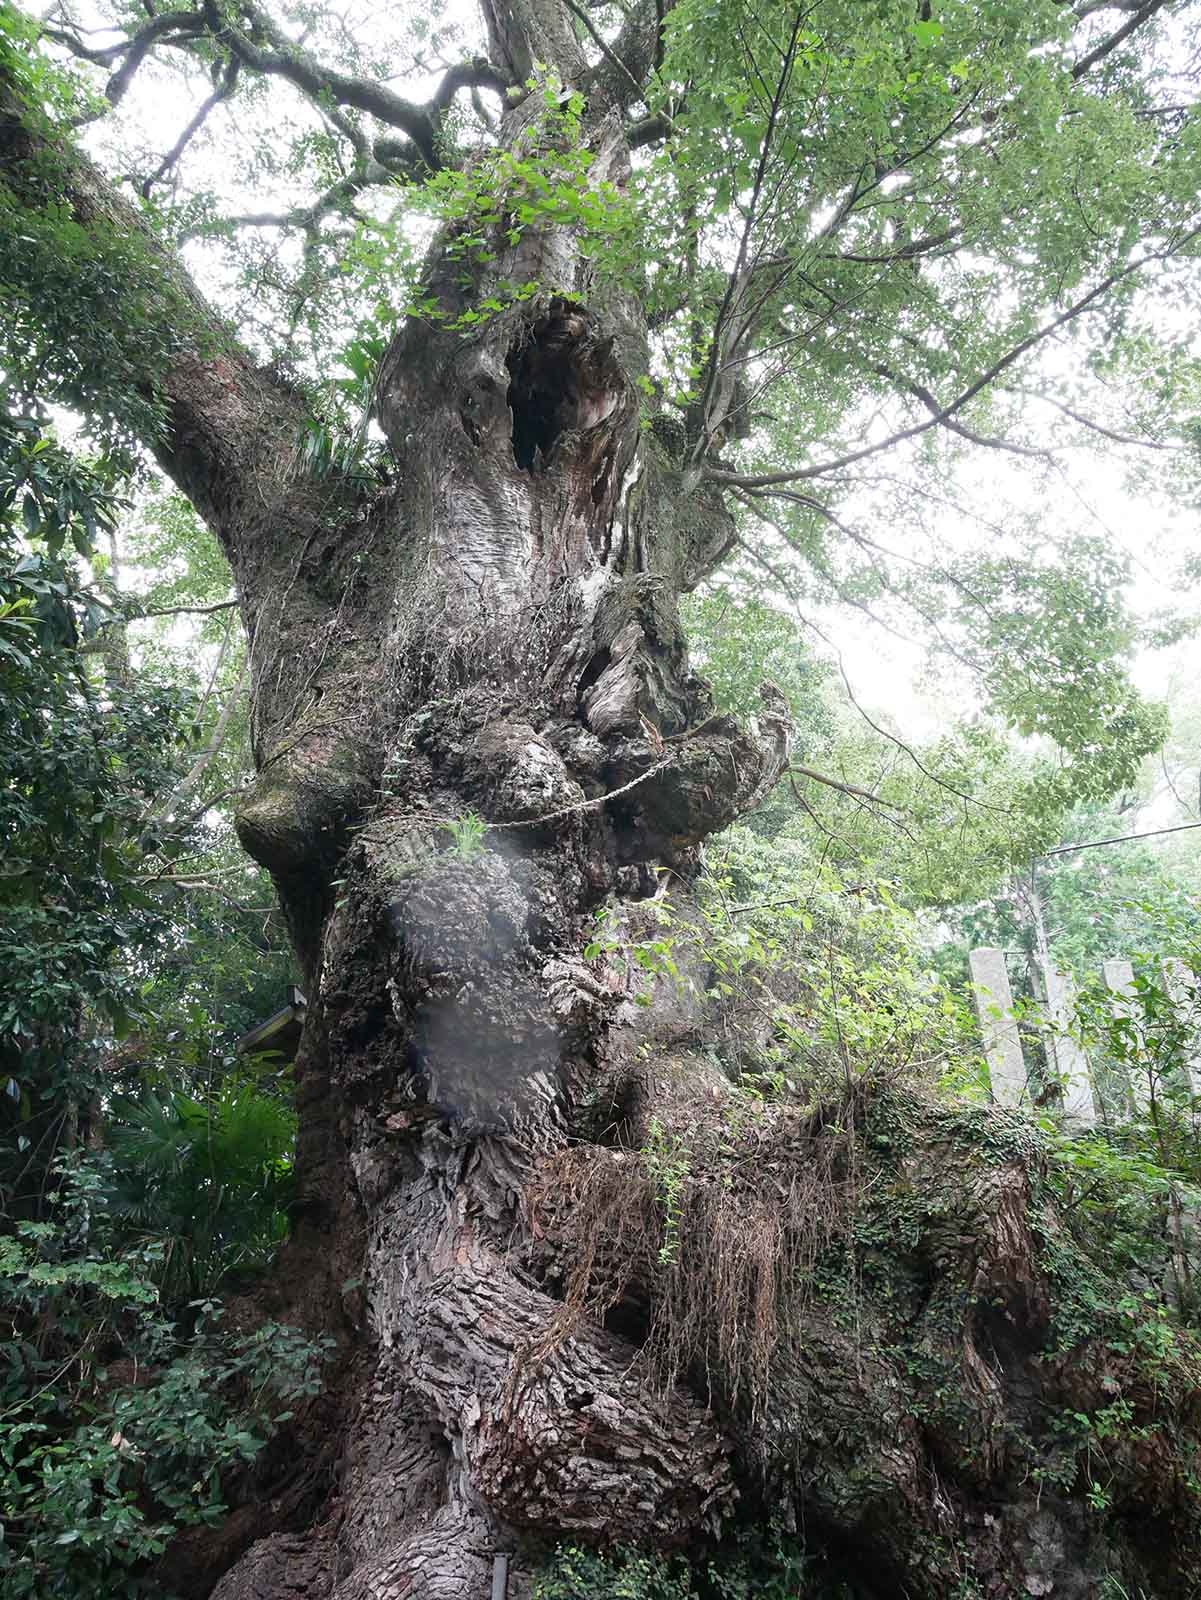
[505, 302, 620, 471]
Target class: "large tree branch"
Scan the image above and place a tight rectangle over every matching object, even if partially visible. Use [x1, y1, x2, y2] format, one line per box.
[789, 762, 909, 822]
[1072, 0, 1173, 78]
[0, 56, 328, 572]
[206, 0, 441, 166]
[48, 0, 513, 159]
[429, 56, 511, 113]
[563, 0, 646, 102]
[44, 10, 207, 108]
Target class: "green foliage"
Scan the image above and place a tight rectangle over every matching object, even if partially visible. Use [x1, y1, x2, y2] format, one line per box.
[0, 525, 196, 1179]
[117, 488, 233, 617]
[530, 1523, 815, 1599]
[689, 827, 980, 1097]
[413, 71, 636, 320]
[683, 569, 1169, 910]
[442, 810, 488, 861]
[584, 901, 680, 1004]
[954, 541, 1172, 809]
[291, 332, 393, 489]
[0, 427, 304, 1582]
[641, 0, 1201, 414]
[0, 125, 176, 451]
[106, 1079, 296, 1300]
[0, 1160, 329, 1599]
[0, 409, 126, 562]
[640, 1119, 692, 1265]
[1039, 949, 1201, 1318]
[943, 817, 1201, 990]
[584, 823, 984, 1108]
[682, 592, 833, 802]
[531, 1544, 697, 1600]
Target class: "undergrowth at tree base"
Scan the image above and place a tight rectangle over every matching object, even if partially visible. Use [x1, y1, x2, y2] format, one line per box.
[523, 1077, 1201, 1599]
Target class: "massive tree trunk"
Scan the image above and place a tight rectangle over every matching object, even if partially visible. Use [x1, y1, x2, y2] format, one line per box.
[208, 122, 793, 1599]
[138, 60, 792, 1600]
[6, 16, 1201, 1597]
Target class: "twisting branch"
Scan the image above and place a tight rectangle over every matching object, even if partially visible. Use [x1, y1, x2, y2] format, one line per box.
[816, 627, 1011, 815]
[429, 57, 511, 113]
[1068, 0, 1156, 16]
[140, 56, 240, 197]
[594, 0, 668, 113]
[686, 90, 985, 475]
[727, 523, 1013, 819]
[204, 0, 438, 165]
[192, 0, 509, 169]
[731, 486, 981, 672]
[44, 10, 206, 106]
[832, 228, 959, 266]
[222, 165, 391, 234]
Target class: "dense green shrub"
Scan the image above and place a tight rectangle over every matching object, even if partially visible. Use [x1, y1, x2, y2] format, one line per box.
[0, 1158, 328, 1598]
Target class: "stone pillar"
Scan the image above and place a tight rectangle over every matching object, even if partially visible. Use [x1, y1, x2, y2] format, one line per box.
[968, 947, 1027, 1108]
[1103, 957, 1146, 1112]
[1041, 963, 1097, 1130]
[1163, 959, 1201, 1097]
[1161, 960, 1200, 1313]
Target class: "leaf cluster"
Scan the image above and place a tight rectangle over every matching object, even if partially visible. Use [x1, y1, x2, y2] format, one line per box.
[0, 1159, 328, 1598]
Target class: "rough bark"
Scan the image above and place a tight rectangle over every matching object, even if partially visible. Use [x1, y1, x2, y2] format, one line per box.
[6, 17, 1201, 1600]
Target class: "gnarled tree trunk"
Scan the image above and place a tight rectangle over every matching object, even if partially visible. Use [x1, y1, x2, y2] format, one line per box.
[184, 63, 789, 1600]
[6, 13, 1201, 1594]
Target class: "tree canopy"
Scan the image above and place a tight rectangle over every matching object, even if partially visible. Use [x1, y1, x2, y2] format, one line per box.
[3, 0, 1197, 831]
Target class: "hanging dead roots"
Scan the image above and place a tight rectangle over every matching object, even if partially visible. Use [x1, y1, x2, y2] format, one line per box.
[523, 1102, 858, 1425]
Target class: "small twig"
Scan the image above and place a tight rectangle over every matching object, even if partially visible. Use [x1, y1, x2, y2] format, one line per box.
[133, 598, 239, 618]
[789, 762, 908, 818]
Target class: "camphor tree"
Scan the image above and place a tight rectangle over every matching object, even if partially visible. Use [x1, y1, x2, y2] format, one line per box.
[5, 0, 1201, 1595]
